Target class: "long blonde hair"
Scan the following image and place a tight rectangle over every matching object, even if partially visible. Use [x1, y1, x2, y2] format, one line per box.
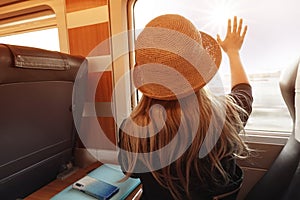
[119, 88, 249, 199]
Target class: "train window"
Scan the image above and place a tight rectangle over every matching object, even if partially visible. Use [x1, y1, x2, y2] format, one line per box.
[0, 28, 60, 51]
[132, 0, 297, 134]
[0, 2, 68, 52]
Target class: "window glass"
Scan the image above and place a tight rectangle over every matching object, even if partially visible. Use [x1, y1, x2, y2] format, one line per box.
[134, 0, 297, 133]
[0, 28, 60, 51]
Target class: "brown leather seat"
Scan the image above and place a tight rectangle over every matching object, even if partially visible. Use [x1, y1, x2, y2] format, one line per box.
[246, 58, 300, 200]
[0, 44, 85, 200]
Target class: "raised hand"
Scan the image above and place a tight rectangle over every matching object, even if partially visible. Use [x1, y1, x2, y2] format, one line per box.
[217, 16, 247, 54]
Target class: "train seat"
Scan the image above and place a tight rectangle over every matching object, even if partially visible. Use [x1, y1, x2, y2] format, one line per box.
[245, 58, 300, 199]
[0, 44, 85, 200]
[282, 57, 300, 199]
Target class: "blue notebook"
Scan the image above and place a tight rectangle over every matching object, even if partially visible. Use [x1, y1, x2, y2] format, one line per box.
[51, 164, 141, 200]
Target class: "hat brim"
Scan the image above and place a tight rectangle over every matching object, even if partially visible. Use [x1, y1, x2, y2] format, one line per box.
[200, 31, 222, 68]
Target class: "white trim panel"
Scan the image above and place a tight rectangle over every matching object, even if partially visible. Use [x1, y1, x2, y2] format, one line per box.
[87, 55, 112, 72]
[87, 148, 118, 165]
[83, 102, 113, 117]
[67, 6, 109, 29]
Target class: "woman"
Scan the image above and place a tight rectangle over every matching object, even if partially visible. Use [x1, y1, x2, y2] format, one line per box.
[118, 14, 252, 200]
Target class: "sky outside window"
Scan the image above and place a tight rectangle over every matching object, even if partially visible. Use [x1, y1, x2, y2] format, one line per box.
[134, 0, 300, 75]
[0, 28, 60, 51]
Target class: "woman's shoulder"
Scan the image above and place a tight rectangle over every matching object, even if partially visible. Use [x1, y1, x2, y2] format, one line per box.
[228, 82, 253, 115]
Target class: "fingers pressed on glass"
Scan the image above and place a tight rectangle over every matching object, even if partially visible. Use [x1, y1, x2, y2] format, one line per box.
[242, 25, 247, 39]
[238, 18, 243, 35]
[233, 16, 237, 33]
[227, 19, 232, 36]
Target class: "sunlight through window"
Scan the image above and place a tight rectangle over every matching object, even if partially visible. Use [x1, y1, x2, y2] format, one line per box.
[0, 28, 60, 51]
[134, 0, 298, 133]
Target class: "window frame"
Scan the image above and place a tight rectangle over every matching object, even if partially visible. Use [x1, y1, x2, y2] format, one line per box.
[108, 0, 136, 128]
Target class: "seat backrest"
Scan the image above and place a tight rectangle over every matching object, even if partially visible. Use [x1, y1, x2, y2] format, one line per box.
[0, 44, 85, 199]
[282, 58, 300, 199]
[245, 58, 300, 200]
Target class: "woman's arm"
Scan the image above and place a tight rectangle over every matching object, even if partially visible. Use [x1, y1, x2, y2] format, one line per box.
[217, 16, 249, 87]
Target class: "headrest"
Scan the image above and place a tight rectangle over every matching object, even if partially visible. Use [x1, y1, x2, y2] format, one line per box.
[0, 44, 85, 84]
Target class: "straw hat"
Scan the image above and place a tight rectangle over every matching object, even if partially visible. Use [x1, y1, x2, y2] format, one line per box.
[133, 14, 222, 100]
